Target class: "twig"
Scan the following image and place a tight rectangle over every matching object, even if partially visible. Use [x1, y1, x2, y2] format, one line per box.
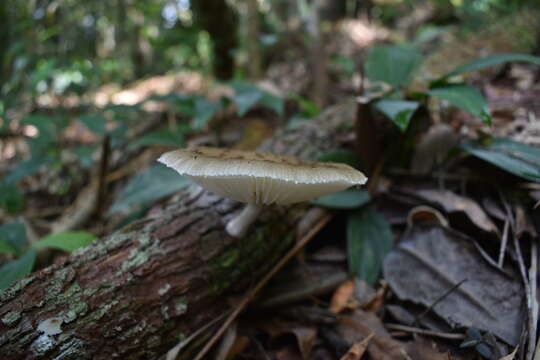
[192, 214, 333, 360]
[414, 278, 467, 325]
[385, 323, 466, 340]
[166, 312, 228, 360]
[498, 219, 510, 268]
[513, 230, 534, 360]
[529, 241, 538, 360]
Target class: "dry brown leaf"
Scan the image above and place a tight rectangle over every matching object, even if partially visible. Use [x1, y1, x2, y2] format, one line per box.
[262, 319, 317, 360]
[362, 284, 386, 313]
[384, 224, 523, 345]
[330, 280, 356, 313]
[414, 189, 499, 237]
[337, 310, 407, 360]
[411, 123, 460, 174]
[405, 336, 450, 360]
[339, 334, 374, 360]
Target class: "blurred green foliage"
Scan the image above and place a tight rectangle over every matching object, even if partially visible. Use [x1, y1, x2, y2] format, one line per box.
[0, 0, 211, 116]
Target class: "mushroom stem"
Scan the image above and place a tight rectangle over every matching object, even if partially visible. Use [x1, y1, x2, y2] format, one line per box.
[226, 204, 263, 238]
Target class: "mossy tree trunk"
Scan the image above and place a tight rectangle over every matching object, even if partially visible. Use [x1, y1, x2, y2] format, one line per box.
[0, 101, 357, 359]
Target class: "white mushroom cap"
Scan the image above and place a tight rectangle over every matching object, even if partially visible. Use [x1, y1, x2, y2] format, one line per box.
[158, 147, 367, 205]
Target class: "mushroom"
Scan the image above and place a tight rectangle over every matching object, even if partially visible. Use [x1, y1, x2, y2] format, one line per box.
[158, 146, 367, 238]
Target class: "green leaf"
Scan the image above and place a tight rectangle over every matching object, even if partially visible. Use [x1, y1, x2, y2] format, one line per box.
[439, 53, 540, 81]
[78, 114, 108, 134]
[311, 189, 370, 209]
[4, 156, 48, 184]
[373, 99, 420, 131]
[132, 127, 187, 148]
[317, 150, 361, 168]
[0, 240, 16, 255]
[290, 94, 320, 118]
[0, 250, 36, 291]
[365, 45, 423, 88]
[109, 164, 190, 214]
[0, 222, 27, 256]
[229, 81, 283, 116]
[193, 97, 222, 129]
[22, 115, 65, 155]
[428, 84, 491, 125]
[0, 183, 23, 215]
[32, 231, 97, 252]
[461, 138, 540, 182]
[259, 93, 284, 116]
[347, 207, 393, 284]
[233, 91, 263, 116]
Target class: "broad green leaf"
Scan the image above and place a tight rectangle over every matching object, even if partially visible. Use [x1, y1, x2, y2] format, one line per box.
[461, 138, 540, 182]
[78, 114, 108, 134]
[311, 189, 370, 209]
[0, 183, 23, 215]
[230, 80, 283, 116]
[108, 164, 190, 214]
[0, 240, 16, 255]
[317, 150, 361, 168]
[132, 127, 186, 148]
[233, 91, 263, 116]
[373, 99, 419, 131]
[259, 93, 284, 116]
[428, 85, 491, 125]
[347, 207, 393, 284]
[32, 231, 97, 252]
[193, 97, 222, 129]
[439, 53, 540, 81]
[365, 45, 423, 88]
[4, 156, 49, 184]
[22, 115, 65, 155]
[0, 250, 36, 290]
[0, 222, 27, 256]
[290, 94, 320, 117]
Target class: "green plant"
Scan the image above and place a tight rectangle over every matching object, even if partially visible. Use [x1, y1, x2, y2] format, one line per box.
[359, 45, 540, 180]
[365, 45, 540, 131]
[0, 223, 97, 290]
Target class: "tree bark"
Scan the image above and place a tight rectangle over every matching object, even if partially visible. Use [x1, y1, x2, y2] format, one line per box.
[0, 101, 357, 359]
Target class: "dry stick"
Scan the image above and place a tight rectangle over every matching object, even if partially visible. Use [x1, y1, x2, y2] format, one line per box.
[167, 313, 228, 360]
[192, 214, 333, 360]
[529, 241, 538, 360]
[498, 219, 510, 268]
[385, 324, 466, 340]
[414, 278, 468, 326]
[513, 232, 534, 360]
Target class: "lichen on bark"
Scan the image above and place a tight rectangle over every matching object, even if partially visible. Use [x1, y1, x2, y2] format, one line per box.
[0, 100, 357, 359]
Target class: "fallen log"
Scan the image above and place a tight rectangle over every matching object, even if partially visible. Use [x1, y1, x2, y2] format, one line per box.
[0, 100, 357, 359]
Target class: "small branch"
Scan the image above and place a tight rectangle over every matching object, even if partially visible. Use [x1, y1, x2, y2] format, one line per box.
[498, 219, 510, 268]
[513, 229, 534, 360]
[385, 323, 466, 340]
[528, 240, 538, 360]
[414, 278, 467, 326]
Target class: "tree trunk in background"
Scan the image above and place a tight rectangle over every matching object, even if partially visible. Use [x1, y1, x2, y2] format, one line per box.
[0, 100, 357, 359]
[0, 1, 9, 88]
[305, 0, 328, 108]
[192, 1, 238, 80]
[246, 0, 262, 80]
[319, 0, 347, 21]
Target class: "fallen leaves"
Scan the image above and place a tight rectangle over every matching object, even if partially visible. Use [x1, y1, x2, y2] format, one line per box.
[384, 224, 524, 345]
